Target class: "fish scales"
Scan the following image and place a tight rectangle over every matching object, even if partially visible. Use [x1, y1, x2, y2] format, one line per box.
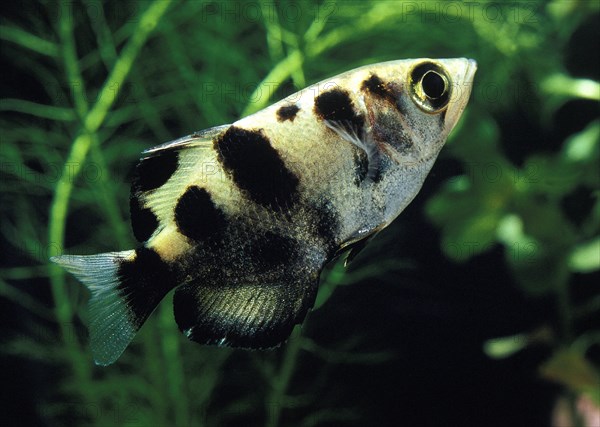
[52, 58, 476, 365]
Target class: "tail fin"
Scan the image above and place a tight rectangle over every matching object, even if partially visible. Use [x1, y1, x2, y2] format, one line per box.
[51, 248, 174, 366]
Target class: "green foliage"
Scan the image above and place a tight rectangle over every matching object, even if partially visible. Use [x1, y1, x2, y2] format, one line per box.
[1, 1, 598, 426]
[427, 117, 599, 293]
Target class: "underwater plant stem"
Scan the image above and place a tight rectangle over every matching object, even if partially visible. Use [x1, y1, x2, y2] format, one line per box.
[243, 2, 433, 116]
[142, 323, 170, 425]
[266, 327, 303, 427]
[263, 260, 349, 426]
[158, 301, 190, 427]
[82, 0, 118, 70]
[555, 273, 574, 345]
[89, 142, 130, 249]
[313, 259, 346, 310]
[58, 2, 89, 118]
[0, 99, 76, 121]
[555, 267, 581, 427]
[0, 278, 55, 321]
[49, 0, 172, 251]
[84, 0, 173, 132]
[242, 50, 304, 116]
[0, 24, 59, 57]
[260, 0, 285, 61]
[47, 0, 172, 396]
[43, 2, 94, 397]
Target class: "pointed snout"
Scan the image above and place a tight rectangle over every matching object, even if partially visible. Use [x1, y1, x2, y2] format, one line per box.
[443, 58, 477, 132]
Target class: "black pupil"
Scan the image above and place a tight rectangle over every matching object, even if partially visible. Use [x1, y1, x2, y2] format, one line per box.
[421, 71, 446, 99]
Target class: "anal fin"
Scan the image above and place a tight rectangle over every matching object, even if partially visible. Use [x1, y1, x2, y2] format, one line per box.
[173, 278, 318, 349]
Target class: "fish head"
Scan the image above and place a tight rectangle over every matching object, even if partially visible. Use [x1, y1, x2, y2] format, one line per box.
[363, 58, 477, 164]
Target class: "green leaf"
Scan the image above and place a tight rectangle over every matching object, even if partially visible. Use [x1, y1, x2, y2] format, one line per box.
[520, 155, 581, 198]
[483, 333, 528, 359]
[497, 214, 570, 295]
[539, 348, 600, 406]
[569, 238, 600, 273]
[541, 74, 600, 101]
[440, 209, 502, 261]
[562, 121, 600, 163]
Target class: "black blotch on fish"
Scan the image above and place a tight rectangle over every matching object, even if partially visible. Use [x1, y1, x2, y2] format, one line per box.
[175, 186, 226, 241]
[276, 104, 300, 122]
[117, 247, 174, 327]
[353, 149, 369, 186]
[132, 151, 179, 194]
[172, 288, 199, 339]
[361, 74, 395, 102]
[373, 111, 414, 154]
[362, 74, 407, 116]
[215, 126, 299, 211]
[310, 200, 340, 253]
[129, 197, 159, 242]
[251, 231, 296, 270]
[314, 88, 364, 133]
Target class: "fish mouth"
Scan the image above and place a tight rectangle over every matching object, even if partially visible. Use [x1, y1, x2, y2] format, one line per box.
[444, 58, 477, 131]
[463, 59, 478, 93]
[464, 58, 478, 82]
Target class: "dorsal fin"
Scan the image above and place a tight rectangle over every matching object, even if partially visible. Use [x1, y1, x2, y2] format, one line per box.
[142, 125, 229, 155]
[129, 126, 231, 243]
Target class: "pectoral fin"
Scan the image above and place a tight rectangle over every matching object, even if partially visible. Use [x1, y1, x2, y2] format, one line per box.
[334, 227, 382, 267]
[343, 237, 372, 266]
[325, 119, 381, 182]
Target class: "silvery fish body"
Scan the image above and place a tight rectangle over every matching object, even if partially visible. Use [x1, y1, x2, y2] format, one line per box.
[52, 58, 477, 365]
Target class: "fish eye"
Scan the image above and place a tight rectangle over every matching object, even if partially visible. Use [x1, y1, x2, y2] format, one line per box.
[421, 70, 447, 100]
[409, 62, 451, 113]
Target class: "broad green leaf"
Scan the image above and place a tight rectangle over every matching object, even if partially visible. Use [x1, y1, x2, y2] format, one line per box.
[562, 121, 600, 163]
[539, 348, 600, 405]
[541, 74, 600, 101]
[440, 209, 502, 262]
[483, 334, 528, 359]
[569, 239, 600, 273]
